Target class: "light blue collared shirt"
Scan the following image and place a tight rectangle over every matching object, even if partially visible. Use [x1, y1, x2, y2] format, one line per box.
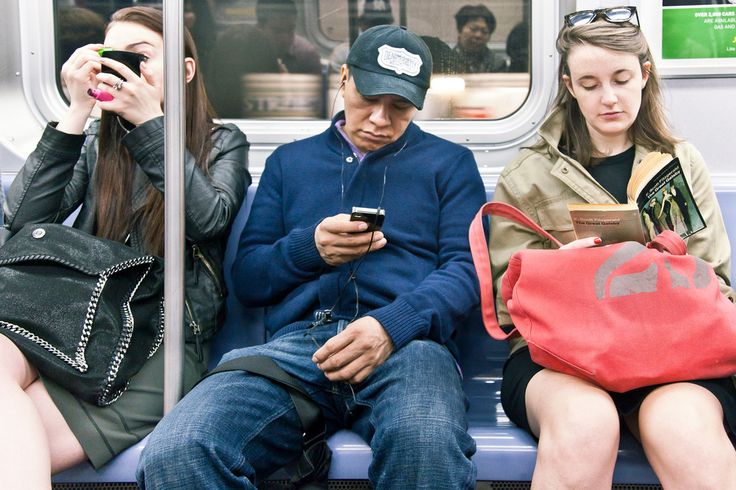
[334, 119, 365, 162]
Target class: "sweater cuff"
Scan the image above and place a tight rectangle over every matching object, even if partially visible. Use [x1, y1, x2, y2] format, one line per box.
[369, 299, 426, 350]
[287, 224, 327, 272]
[38, 123, 86, 156]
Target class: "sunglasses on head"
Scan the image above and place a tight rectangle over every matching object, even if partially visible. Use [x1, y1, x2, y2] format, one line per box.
[564, 6, 639, 28]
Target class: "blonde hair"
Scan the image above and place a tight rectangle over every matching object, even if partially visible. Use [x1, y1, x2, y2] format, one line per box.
[549, 21, 678, 166]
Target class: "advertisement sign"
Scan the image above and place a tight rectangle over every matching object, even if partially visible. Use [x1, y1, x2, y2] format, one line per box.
[639, 1, 736, 76]
[662, 3, 736, 59]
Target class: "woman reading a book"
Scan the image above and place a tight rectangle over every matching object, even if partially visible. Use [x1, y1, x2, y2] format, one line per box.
[488, 6, 736, 488]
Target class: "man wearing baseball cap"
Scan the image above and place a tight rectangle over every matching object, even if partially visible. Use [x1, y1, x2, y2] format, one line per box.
[139, 25, 483, 489]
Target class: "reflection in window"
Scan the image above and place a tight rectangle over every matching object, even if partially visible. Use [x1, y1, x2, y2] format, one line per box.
[53, 0, 531, 121]
[324, 0, 531, 120]
[207, 1, 322, 118]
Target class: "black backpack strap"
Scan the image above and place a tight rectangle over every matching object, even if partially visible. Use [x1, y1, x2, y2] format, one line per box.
[201, 355, 331, 489]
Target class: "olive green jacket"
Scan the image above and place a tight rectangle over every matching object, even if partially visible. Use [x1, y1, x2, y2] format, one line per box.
[489, 110, 736, 355]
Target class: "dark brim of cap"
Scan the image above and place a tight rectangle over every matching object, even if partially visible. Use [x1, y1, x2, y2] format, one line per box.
[350, 65, 426, 110]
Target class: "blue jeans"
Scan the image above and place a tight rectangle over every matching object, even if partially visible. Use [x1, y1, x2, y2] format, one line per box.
[137, 321, 476, 489]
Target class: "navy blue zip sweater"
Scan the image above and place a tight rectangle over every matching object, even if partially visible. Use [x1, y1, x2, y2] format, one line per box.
[232, 113, 486, 357]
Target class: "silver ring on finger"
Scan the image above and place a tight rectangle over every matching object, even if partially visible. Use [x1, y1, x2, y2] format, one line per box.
[113, 79, 124, 91]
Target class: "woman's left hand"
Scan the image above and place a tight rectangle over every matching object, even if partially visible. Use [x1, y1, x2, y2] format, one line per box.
[95, 57, 163, 127]
[560, 236, 602, 250]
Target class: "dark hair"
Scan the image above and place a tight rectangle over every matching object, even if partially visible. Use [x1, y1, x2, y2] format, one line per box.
[256, 0, 297, 27]
[421, 36, 460, 74]
[454, 4, 496, 34]
[547, 21, 678, 166]
[360, 0, 394, 29]
[506, 22, 529, 72]
[56, 7, 106, 65]
[95, 6, 216, 255]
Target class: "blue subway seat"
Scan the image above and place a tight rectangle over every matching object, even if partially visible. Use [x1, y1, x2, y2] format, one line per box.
[0, 169, 723, 485]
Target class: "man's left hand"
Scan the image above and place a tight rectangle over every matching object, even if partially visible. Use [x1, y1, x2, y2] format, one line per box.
[312, 316, 394, 384]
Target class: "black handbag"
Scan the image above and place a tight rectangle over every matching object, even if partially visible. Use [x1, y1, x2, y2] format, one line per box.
[0, 223, 165, 406]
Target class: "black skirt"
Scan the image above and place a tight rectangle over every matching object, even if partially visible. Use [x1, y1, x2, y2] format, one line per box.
[501, 347, 736, 440]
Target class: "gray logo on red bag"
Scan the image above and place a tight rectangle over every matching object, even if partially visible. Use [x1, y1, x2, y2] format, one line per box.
[595, 243, 713, 300]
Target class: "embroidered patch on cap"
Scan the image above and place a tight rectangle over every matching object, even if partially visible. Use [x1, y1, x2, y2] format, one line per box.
[377, 44, 422, 76]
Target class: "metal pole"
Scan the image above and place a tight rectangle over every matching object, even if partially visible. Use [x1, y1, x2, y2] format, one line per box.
[348, 0, 359, 45]
[399, 0, 407, 28]
[163, 0, 186, 414]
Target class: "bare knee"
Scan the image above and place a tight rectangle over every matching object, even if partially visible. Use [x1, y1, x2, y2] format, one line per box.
[528, 372, 620, 486]
[639, 383, 723, 449]
[638, 383, 736, 489]
[537, 391, 620, 464]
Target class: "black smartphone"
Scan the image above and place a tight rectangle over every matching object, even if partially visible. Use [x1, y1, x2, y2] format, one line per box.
[350, 207, 385, 232]
[98, 49, 146, 80]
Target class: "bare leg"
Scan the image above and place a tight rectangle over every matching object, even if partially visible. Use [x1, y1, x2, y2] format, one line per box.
[0, 335, 85, 489]
[525, 369, 620, 489]
[637, 382, 736, 489]
[0, 334, 52, 489]
[27, 378, 86, 473]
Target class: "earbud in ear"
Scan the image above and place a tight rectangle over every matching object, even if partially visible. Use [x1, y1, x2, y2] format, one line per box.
[340, 79, 346, 87]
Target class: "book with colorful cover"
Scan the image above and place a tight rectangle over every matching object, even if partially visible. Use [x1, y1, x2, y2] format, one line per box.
[568, 152, 706, 244]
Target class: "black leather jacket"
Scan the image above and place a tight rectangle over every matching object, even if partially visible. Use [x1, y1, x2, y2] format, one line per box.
[3, 117, 250, 354]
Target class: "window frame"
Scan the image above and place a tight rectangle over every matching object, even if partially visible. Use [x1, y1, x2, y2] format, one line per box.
[22, 0, 559, 149]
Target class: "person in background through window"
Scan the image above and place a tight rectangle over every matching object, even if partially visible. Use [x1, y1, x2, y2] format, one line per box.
[505, 21, 529, 73]
[421, 35, 461, 74]
[56, 6, 106, 74]
[329, 0, 395, 73]
[56, 6, 106, 101]
[184, 0, 217, 78]
[452, 4, 506, 73]
[208, 0, 321, 117]
[253, 0, 321, 74]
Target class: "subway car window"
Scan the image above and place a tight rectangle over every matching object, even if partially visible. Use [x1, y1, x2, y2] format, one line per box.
[53, 0, 531, 121]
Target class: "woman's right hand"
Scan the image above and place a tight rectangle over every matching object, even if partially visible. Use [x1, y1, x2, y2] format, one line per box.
[58, 44, 104, 130]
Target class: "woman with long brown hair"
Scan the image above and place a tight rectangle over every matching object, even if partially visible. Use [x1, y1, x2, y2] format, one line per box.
[1, 6, 249, 487]
[490, 7, 736, 488]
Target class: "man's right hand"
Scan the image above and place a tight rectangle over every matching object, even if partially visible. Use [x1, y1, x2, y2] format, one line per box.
[315, 214, 387, 266]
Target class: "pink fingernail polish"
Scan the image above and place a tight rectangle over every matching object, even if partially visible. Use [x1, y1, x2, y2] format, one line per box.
[87, 88, 114, 102]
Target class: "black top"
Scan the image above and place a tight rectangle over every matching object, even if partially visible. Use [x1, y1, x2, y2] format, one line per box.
[588, 146, 635, 203]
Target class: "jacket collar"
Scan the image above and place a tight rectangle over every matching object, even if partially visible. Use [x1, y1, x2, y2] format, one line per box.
[537, 109, 653, 204]
[539, 109, 652, 169]
[538, 110, 600, 201]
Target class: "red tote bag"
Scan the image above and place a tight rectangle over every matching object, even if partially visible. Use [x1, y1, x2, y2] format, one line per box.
[470, 201, 736, 392]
